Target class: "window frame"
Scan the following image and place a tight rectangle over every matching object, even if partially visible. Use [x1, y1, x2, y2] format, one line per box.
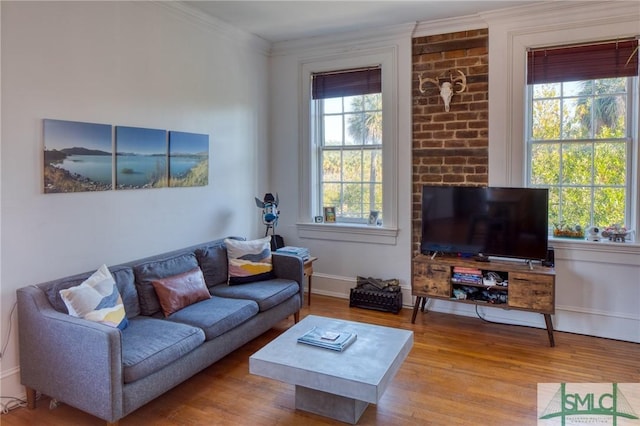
[297, 47, 398, 244]
[524, 77, 635, 231]
[315, 91, 383, 224]
[491, 17, 640, 245]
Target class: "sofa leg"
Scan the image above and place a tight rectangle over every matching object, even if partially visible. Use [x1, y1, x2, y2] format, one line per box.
[294, 311, 300, 323]
[25, 387, 36, 409]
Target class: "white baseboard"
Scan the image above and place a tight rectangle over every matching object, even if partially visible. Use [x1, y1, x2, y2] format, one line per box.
[0, 366, 26, 407]
[311, 274, 640, 344]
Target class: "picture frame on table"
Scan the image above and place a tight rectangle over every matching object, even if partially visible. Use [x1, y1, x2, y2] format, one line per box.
[368, 210, 379, 226]
[323, 207, 336, 223]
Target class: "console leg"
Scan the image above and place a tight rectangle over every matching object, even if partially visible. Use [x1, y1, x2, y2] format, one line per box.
[411, 297, 422, 323]
[544, 314, 555, 347]
[420, 297, 427, 312]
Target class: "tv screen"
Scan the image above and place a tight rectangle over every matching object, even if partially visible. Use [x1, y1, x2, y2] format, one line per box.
[420, 186, 549, 261]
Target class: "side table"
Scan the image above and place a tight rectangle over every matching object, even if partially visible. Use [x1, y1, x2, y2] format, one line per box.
[303, 257, 318, 305]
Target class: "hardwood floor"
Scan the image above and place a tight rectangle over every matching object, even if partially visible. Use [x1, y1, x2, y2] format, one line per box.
[4, 294, 639, 425]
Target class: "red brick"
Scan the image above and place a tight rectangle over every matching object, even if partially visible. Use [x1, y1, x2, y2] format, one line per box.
[445, 157, 467, 165]
[423, 123, 445, 131]
[444, 49, 467, 59]
[446, 122, 468, 130]
[455, 130, 478, 139]
[443, 174, 465, 183]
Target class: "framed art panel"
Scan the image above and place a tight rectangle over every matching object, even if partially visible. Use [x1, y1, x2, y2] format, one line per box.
[168, 131, 209, 187]
[43, 119, 113, 193]
[115, 126, 167, 189]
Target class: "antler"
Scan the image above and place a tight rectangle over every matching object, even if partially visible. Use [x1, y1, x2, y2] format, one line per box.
[451, 70, 467, 93]
[418, 73, 439, 94]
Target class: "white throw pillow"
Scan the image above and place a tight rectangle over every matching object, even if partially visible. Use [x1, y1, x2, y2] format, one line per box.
[224, 237, 274, 285]
[59, 264, 128, 329]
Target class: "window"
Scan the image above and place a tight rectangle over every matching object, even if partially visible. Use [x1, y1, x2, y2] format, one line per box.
[297, 47, 398, 244]
[526, 39, 638, 233]
[312, 68, 382, 223]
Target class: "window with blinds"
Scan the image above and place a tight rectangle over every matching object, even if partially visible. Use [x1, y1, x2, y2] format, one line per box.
[311, 67, 383, 223]
[525, 38, 638, 234]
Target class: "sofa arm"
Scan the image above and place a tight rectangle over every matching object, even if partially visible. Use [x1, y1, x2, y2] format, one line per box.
[272, 253, 304, 305]
[17, 286, 124, 423]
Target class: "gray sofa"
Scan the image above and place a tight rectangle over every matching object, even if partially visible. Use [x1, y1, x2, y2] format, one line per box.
[16, 237, 304, 426]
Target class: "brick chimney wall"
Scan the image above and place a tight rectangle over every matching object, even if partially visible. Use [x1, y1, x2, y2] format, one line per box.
[412, 29, 489, 256]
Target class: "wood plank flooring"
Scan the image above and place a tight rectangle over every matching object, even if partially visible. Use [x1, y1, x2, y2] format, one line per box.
[3, 294, 639, 425]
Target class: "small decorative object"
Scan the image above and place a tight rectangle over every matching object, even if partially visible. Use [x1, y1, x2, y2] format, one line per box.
[255, 193, 280, 237]
[368, 210, 379, 226]
[553, 222, 584, 239]
[585, 226, 601, 242]
[601, 224, 631, 243]
[323, 206, 336, 223]
[314, 215, 323, 223]
[418, 69, 467, 112]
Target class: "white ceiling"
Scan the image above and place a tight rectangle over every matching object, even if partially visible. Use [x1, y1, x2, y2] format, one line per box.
[183, 1, 543, 43]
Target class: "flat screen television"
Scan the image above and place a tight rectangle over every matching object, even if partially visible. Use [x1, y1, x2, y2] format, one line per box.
[420, 186, 549, 261]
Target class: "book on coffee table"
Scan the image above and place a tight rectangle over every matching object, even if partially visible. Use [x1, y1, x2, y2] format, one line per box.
[297, 326, 357, 352]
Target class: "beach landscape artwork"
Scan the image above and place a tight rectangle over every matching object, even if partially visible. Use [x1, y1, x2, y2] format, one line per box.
[43, 119, 113, 193]
[115, 126, 168, 189]
[168, 131, 209, 187]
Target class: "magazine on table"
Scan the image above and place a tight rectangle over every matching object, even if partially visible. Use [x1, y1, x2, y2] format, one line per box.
[297, 326, 357, 352]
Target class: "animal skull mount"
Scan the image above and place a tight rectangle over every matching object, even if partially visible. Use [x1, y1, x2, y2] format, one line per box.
[419, 70, 467, 112]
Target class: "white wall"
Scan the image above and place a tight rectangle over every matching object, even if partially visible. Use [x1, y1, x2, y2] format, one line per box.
[268, 26, 414, 303]
[270, 2, 640, 344]
[0, 1, 269, 399]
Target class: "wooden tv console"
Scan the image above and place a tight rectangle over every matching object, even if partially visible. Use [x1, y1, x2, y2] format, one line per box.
[411, 254, 556, 347]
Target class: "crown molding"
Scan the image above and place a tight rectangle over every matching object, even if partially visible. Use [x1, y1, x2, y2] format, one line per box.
[481, 1, 640, 29]
[154, 1, 271, 56]
[271, 22, 415, 57]
[412, 13, 488, 38]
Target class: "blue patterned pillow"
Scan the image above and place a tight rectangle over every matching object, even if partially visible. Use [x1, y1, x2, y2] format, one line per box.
[224, 237, 274, 285]
[59, 264, 128, 330]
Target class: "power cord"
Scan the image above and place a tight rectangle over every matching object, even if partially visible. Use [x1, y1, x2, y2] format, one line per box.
[0, 302, 17, 359]
[0, 396, 27, 414]
[0, 302, 28, 415]
[475, 304, 545, 330]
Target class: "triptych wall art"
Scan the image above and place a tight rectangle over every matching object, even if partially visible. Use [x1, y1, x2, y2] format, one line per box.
[43, 119, 209, 193]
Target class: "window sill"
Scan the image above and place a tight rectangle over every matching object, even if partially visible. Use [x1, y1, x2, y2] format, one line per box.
[296, 222, 399, 245]
[549, 236, 640, 265]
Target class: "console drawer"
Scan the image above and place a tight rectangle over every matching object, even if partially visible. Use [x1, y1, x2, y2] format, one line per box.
[413, 262, 451, 298]
[508, 273, 554, 313]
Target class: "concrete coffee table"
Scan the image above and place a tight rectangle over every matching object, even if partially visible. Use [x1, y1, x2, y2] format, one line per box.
[249, 315, 413, 424]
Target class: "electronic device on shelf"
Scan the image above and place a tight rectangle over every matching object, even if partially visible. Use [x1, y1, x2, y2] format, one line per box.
[420, 186, 549, 263]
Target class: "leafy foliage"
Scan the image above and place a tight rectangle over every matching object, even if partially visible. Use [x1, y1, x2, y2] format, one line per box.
[320, 94, 383, 221]
[529, 78, 628, 230]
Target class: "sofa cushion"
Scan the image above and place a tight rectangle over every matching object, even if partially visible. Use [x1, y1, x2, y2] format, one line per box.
[151, 267, 211, 317]
[209, 278, 299, 312]
[224, 237, 274, 285]
[59, 264, 128, 330]
[42, 265, 140, 318]
[195, 243, 229, 288]
[166, 296, 259, 341]
[134, 252, 199, 316]
[121, 317, 205, 383]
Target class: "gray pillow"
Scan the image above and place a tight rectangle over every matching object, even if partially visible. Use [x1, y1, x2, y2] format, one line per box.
[195, 243, 228, 288]
[133, 253, 199, 316]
